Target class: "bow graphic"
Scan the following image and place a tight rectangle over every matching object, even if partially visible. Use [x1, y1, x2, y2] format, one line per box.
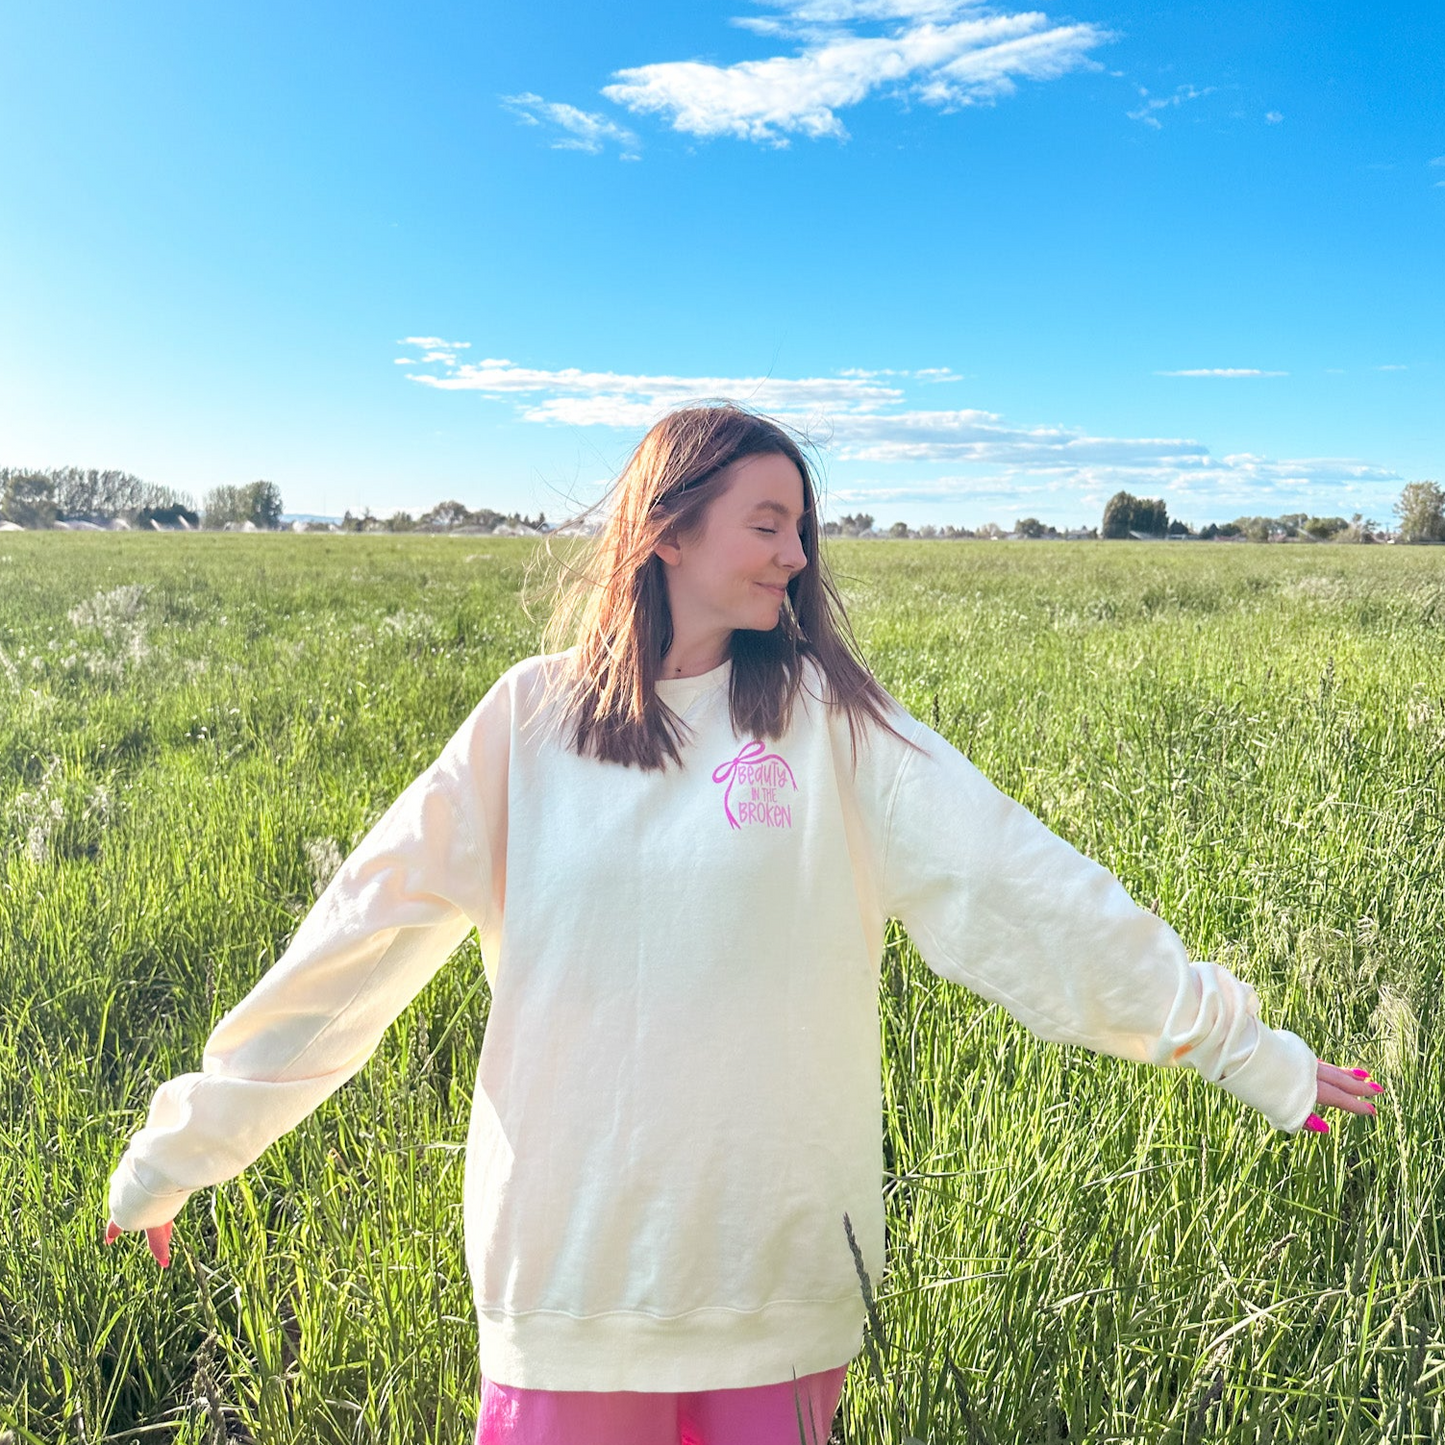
[711, 739, 798, 830]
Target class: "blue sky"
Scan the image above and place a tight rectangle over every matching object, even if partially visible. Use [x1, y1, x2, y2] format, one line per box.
[1, 0, 1440, 530]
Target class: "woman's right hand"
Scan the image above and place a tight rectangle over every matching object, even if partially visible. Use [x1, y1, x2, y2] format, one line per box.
[104, 1218, 173, 1268]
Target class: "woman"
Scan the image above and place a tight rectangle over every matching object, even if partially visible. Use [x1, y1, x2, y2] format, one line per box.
[106, 403, 1381, 1444]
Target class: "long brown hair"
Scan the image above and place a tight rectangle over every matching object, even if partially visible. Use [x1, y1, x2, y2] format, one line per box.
[532, 402, 919, 772]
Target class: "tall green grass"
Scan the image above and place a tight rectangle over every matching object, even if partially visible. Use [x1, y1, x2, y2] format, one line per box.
[2, 534, 1442, 1443]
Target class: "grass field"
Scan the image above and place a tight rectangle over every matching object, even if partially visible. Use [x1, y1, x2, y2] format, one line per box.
[2, 533, 1443, 1444]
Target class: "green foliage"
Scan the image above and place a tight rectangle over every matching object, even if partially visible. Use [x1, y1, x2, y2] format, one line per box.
[413, 502, 548, 532]
[1394, 481, 1445, 544]
[0, 465, 196, 525]
[0, 469, 58, 527]
[0, 462, 197, 525]
[2, 536, 1444, 1442]
[1015, 517, 1056, 539]
[203, 480, 285, 530]
[1102, 491, 1169, 539]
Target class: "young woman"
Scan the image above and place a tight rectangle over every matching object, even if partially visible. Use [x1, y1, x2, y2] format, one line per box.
[105, 403, 1382, 1445]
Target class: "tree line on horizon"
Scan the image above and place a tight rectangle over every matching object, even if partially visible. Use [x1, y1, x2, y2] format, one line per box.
[1092, 483, 1445, 545]
[3, 466, 1442, 544]
[0, 469, 283, 531]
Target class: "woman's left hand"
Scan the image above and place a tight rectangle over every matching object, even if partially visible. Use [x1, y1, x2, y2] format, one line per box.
[1303, 1060, 1384, 1133]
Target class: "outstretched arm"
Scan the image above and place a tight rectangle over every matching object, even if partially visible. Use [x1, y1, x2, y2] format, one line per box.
[103, 701, 503, 1261]
[869, 713, 1381, 1133]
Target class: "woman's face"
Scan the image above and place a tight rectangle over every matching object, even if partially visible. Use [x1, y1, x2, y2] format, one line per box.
[655, 452, 810, 638]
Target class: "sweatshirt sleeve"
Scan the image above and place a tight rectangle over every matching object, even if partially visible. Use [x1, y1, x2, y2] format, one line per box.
[106, 684, 509, 1233]
[867, 711, 1318, 1134]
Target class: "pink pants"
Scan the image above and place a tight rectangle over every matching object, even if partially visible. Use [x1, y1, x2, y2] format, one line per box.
[475, 1363, 850, 1445]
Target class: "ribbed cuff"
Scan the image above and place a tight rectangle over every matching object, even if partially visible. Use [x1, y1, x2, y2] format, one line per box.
[107, 1154, 193, 1232]
[1216, 1024, 1318, 1132]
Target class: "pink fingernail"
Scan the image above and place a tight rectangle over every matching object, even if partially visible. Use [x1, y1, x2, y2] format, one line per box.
[1304, 1113, 1329, 1134]
[1368, 1082, 1383, 1093]
[1351, 1069, 1371, 1080]
[1366, 1104, 1377, 1116]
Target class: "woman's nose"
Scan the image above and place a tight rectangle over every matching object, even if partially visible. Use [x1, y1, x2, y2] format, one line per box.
[780, 532, 807, 572]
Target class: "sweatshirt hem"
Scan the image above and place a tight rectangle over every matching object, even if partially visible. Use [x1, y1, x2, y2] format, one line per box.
[474, 1296, 864, 1392]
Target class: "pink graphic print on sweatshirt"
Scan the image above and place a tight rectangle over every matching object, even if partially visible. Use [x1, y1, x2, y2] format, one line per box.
[711, 739, 798, 830]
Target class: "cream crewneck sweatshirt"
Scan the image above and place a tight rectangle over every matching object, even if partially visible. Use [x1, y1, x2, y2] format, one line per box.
[107, 649, 1319, 1391]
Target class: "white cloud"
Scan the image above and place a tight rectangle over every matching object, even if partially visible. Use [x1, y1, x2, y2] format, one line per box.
[398, 346, 1402, 514]
[500, 3, 1110, 156]
[499, 92, 642, 157]
[597, 5, 1111, 145]
[835, 365, 961, 381]
[1156, 368, 1288, 378]
[519, 396, 668, 429]
[405, 354, 946, 417]
[393, 358, 417, 365]
[1375, 363, 1408, 371]
[830, 451, 1402, 512]
[1265, 110, 1283, 123]
[830, 477, 1063, 506]
[1430, 155, 1445, 166]
[1127, 82, 1214, 129]
[399, 336, 471, 350]
[742, 0, 993, 27]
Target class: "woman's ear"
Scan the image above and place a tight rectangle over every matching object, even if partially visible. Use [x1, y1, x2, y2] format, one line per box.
[653, 532, 682, 567]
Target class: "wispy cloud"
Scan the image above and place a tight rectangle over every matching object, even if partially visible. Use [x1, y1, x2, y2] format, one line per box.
[399, 347, 1399, 512]
[502, 2, 1111, 154]
[408, 355, 911, 415]
[830, 453, 1402, 512]
[827, 413, 1210, 468]
[734, 0, 995, 32]
[836, 365, 964, 381]
[1265, 110, 1283, 123]
[1375, 363, 1408, 371]
[1126, 82, 1214, 129]
[602, 9, 1111, 145]
[1156, 368, 1288, 378]
[499, 92, 642, 158]
[395, 337, 473, 367]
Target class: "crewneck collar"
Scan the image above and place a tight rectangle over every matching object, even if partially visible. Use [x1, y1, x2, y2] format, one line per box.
[654, 657, 732, 704]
